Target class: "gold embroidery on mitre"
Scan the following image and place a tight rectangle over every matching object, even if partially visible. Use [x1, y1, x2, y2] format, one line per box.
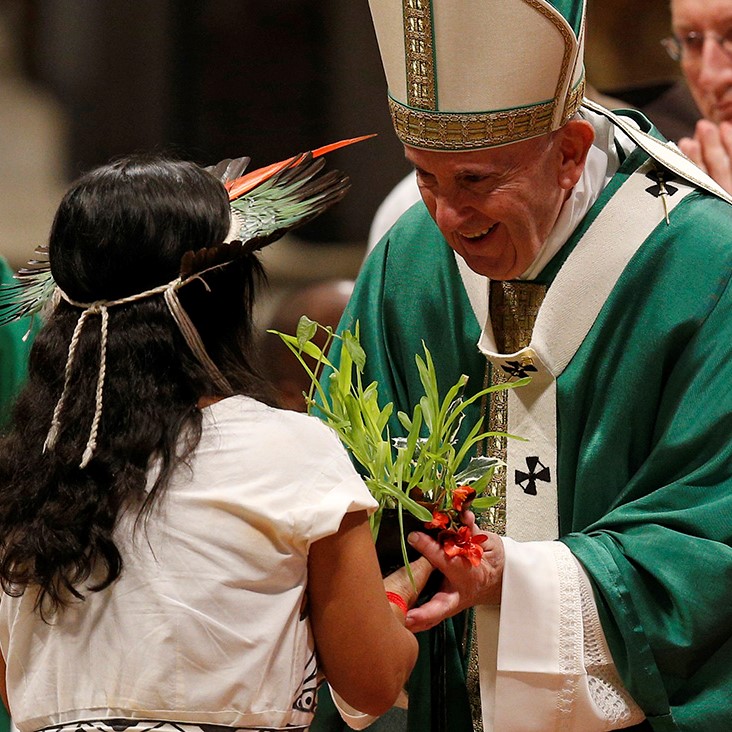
[402, 0, 435, 110]
[389, 77, 585, 151]
[478, 281, 547, 536]
[522, 0, 576, 127]
[390, 0, 585, 150]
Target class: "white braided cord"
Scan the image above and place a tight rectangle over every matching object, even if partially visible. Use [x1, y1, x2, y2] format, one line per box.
[79, 305, 109, 469]
[45, 263, 234, 468]
[43, 307, 94, 456]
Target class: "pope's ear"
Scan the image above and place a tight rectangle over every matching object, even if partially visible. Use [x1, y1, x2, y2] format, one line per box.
[556, 119, 595, 191]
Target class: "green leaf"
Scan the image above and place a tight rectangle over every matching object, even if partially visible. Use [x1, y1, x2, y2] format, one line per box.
[482, 376, 532, 394]
[295, 315, 318, 349]
[376, 401, 394, 434]
[343, 330, 366, 372]
[452, 417, 485, 467]
[397, 410, 413, 432]
[381, 486, 433, 522]
[415, 347, 440, 418]
[466, 466, 498, 496]
[336, 334, 353, 396]
[268, 330, 333, 368]
[470, 496, 501, 510]
[454, 456, 502, 484]
[419, 394, 434, 431]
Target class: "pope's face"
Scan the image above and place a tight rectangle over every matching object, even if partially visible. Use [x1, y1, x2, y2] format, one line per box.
[672, 0, 732, 123]
[406, 134, 569, 280]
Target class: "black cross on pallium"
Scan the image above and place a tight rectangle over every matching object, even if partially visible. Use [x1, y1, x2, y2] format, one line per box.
[515, 456, 551, 496]
[501, 360, 538, 379]
[645, 168, 679, 198]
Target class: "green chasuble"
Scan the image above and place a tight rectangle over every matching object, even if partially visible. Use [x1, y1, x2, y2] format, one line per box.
[0, 256, 36, 730]
[313, 123, 732, 731]
[0, 256, 35, 427]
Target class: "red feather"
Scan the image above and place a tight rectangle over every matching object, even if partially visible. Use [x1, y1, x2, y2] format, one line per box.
[225, 133, 376, 201]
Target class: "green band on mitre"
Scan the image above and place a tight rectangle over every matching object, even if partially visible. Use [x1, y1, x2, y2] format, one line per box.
[368, 0, 587, 150]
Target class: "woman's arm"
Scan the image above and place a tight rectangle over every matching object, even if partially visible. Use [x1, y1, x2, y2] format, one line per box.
[308, 510, 429, 717]
[0, 651, 7, 710]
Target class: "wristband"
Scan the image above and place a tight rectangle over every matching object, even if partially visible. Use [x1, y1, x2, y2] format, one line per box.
[386, 591, 408, 617]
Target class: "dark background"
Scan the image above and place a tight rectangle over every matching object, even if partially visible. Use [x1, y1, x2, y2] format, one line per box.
[9, 0, 681, 248]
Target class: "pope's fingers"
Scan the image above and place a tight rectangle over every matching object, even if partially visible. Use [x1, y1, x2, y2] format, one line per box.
[696, 120, 729, 161]
[460, 510, 476, 529]
[720, 121, 732, 151]
[407, 531, 449, 572]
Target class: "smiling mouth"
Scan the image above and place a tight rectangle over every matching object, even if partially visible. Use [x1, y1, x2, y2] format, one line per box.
[460, 223, 498, 240]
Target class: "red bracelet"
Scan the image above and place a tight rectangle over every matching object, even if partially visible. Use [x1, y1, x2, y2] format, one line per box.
[386, 591, 408, 617]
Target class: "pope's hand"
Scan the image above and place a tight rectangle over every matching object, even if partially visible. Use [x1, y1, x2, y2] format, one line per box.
[678, 119, 732, 194]
[404, 512, 504, 633]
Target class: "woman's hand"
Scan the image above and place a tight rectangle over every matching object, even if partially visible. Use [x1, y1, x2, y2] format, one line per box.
[383, 555, 434, 612]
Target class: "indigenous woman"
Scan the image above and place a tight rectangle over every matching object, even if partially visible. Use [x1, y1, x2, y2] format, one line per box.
[0, 153, 427, 730]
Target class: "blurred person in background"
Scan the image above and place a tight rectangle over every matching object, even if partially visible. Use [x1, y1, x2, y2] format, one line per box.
[667, 0, 732, 192]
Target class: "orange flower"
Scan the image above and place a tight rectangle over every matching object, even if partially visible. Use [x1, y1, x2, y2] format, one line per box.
[452, 485, 476, 512]
[425, 510, 450, 530]
[440, 526, 488, 567]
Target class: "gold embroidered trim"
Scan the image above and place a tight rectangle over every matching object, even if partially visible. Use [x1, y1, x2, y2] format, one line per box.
[478, 365, 509, 536]
[466, 611, 484, 732]
[522, 0, 575, 127]
[490, 281, 547, 354]
[479, 281, 547, 534]
[403, 0, 435, 110]
[564, 77, 586, 125]
[389, 78, 585, 150]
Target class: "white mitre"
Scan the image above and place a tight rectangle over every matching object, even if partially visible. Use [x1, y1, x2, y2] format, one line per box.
[367, 0, 587, 150]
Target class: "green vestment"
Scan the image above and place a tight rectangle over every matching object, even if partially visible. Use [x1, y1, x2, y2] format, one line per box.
[0, 256, 35, 729]
[0, 257, 35, 427]
[313, 115, 732, 731]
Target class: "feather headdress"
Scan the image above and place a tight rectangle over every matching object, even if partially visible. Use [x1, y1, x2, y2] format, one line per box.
[4, 134, 373, 468]
[0, 134, 373, 328]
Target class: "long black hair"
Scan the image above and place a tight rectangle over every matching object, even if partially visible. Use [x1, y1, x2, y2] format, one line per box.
[0, 155, 273, 616]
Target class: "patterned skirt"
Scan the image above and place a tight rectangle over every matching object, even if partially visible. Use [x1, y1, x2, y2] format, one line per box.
[38, 721, 309, 732]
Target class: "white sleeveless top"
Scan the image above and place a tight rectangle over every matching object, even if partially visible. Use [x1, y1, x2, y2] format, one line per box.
[0, 396, 376, 731]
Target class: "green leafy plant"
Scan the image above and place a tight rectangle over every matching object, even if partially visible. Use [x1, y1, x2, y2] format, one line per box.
[270, 316, 527, 570]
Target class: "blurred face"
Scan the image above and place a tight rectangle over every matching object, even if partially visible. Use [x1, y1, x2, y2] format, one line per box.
[407, 134, 571, 280]
[672, 0, 732, 123]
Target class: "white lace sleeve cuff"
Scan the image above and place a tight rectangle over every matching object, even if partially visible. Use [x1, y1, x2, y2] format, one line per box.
[485, 537, 644, 731]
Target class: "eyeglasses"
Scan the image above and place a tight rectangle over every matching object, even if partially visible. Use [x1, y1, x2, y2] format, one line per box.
[662, 30, 732, 62]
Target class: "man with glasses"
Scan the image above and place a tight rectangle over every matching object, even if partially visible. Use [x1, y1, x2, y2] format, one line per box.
[665, 0, 732, 192]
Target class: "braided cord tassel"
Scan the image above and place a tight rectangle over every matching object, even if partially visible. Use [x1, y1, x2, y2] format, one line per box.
[43, 307, 94, 455]
[80, 305, 109, 469]
[163, 284, 233, 395]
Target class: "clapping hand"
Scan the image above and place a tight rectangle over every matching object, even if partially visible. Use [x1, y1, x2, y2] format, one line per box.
[678, 119, 732, 194]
